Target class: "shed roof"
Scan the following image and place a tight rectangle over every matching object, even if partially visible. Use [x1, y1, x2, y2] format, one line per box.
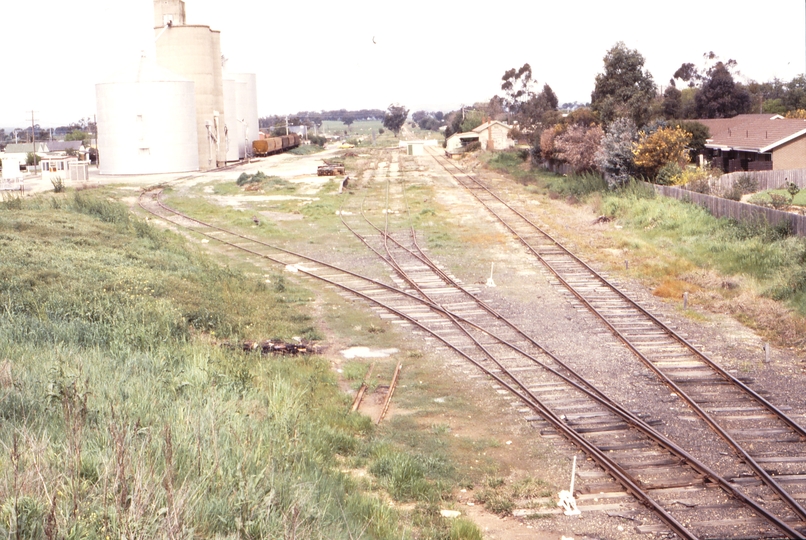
[447, 131, 480, 141]
[698, 114, 806, 153]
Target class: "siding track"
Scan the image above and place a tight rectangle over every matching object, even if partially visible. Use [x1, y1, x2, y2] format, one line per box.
[426, 147, 806, 536]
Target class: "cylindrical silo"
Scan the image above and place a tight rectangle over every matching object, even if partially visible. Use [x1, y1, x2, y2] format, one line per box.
[155, 25, 225, 170]
[233, 73, 259, 157]
[223, 78, 241, 162]
[95, 55, 198, 175]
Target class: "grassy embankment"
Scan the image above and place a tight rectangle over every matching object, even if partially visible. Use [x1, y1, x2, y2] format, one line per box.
[486, 151, 806, 349]
[0, 191, 484, 539]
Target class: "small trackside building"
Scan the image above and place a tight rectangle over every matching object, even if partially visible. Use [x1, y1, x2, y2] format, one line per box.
[445, 131, 480, 153]
[697, 114, 806, 172]
[472, 121, 515, 152]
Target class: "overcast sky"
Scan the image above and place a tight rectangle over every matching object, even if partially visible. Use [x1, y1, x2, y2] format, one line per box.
[3, 0, 805, 128]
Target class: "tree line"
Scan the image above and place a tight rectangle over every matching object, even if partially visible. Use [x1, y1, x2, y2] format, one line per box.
[258, 109, 386, 130]
[487, 43, 806, 188]
[0, 118, 96, 149]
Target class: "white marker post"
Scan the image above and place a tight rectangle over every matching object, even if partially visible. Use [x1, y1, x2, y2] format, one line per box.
[486, 263, 496, 288]
[557, 456, 581, 516]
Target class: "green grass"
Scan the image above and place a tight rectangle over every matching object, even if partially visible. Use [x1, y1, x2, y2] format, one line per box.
[598, 191, 806, 309]
[0, 193, 482, 539]
[483, 153, 806, 314]
[288, 144, 326, 155]
[749, 188, 806, 207]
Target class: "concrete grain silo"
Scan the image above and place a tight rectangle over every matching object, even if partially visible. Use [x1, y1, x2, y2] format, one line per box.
[223, 77, 244, 162]
[95, 55, 199, 175]
[233, 73, 259, 157]
[154, 0, 226, 170]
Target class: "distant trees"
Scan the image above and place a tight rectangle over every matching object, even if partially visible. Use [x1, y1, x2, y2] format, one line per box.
[412, 110, 443, 131]
[695, 62, 751, 118]
[65, 129, 90, 144]
[258, 109, 385, 130]
[591, 42, 656, 127]
[382, 104, 409, 137]
[501, 63, 537, 117]
[460, 110, 484, 133]
[664, 53, 752, 119]
[500, 63, 558, 133]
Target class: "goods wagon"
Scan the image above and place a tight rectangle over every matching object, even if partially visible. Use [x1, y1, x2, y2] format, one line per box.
[252, 133, 301, 157]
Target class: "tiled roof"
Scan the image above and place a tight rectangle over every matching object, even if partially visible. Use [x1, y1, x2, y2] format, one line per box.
[697, 114, 806, 152]
[46, 141, 83, 152]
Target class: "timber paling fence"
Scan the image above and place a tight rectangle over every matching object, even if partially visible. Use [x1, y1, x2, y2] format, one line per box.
[537, 162, 806, 236]
[651, 183, 806, 237]
[709, 168, 806, 192]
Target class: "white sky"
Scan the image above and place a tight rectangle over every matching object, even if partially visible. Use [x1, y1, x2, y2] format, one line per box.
[3, 0, 805, 128]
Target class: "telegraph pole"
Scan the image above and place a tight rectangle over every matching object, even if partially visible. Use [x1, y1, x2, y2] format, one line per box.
[25, 110, 38, 172]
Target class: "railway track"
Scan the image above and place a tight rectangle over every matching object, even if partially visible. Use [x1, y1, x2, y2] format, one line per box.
[424, 147, 806, 534]
[139, 159, 806, 537]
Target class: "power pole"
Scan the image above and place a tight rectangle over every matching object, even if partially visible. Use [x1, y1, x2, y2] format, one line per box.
[26, 110, 38, 171]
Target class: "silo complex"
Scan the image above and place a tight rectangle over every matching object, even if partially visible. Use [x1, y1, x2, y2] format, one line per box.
[95, 56, 198, 175]
[95, 0, 260, 174]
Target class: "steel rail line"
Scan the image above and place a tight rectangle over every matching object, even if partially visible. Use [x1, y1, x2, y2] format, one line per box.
[427, 146, 806, 524]
[336, 171, 804, 538]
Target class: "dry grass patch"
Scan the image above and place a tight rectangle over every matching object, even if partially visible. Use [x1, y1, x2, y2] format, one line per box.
[653, 278, 701, 299]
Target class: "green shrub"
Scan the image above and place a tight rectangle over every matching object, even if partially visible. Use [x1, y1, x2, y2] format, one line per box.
[236, 170, 268, 186]
[655, 162, 682, 185]
[464, 141, 481, 153]
[50, 176, 66, 193]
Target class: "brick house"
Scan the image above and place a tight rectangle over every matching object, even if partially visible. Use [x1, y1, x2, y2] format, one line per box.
[698, 114, 806, 172]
